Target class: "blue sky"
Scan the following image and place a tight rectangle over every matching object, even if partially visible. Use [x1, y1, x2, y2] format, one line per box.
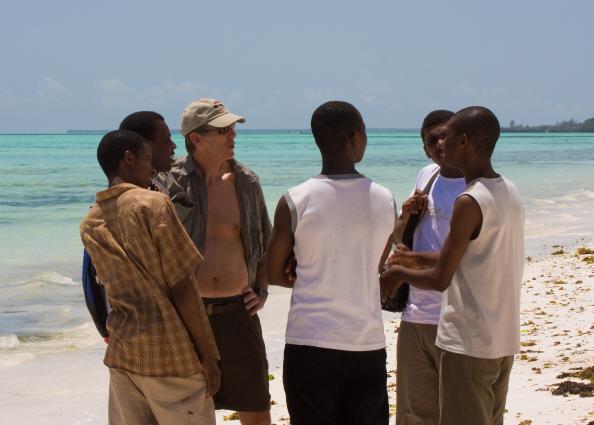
[1, 0, 593, 132]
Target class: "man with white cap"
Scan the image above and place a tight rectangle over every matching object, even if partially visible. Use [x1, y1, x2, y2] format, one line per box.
[158, 98, 272, 425]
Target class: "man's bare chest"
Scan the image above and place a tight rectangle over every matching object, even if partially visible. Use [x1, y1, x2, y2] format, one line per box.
[206, 179, 241, 234]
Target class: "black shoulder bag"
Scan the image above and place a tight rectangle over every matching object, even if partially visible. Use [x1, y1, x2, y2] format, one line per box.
[382, 170, 439, 312]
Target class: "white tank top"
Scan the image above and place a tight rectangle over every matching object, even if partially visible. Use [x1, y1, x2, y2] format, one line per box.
[284, 175, 396, 351]
[436, 176, 524, 359]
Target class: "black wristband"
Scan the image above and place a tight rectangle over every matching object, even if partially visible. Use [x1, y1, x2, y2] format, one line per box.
[253, 287, 268, 298]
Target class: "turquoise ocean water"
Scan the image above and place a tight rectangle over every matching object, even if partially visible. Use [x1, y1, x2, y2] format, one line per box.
[1, 131, 593, 365]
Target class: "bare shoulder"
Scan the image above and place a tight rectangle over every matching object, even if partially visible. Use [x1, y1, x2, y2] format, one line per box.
[452, 194, 482, 221]
[273, 195, 292, 229]
[451, 194, 483, 240]
[275, 195, 289, 214]
[455, 193, 479, 208]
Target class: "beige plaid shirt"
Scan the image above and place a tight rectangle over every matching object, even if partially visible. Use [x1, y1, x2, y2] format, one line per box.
[80, 183, 216, 377]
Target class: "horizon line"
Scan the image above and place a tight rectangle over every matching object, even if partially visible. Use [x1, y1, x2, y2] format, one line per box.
[0, 128, 421, 135]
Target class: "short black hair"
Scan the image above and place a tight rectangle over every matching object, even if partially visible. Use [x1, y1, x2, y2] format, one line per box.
[119, 111, 164, 141]
[97, 130, 148, 178]
[420, 110, 455, 140]
[311, 101, 363, 155]
[451, 106, 500, 157]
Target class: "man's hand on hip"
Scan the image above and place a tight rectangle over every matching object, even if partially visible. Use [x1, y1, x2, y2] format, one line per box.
[242, 286, 266, 315]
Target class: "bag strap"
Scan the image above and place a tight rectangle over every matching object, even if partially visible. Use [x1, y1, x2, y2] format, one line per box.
[401, 169, 440, 248]
[422, 170, 440, 195]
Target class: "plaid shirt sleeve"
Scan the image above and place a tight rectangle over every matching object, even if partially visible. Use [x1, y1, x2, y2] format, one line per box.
[151, 198, 204, 288]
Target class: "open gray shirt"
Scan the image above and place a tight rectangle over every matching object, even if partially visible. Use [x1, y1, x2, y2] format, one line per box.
[157, 156, 271, 288]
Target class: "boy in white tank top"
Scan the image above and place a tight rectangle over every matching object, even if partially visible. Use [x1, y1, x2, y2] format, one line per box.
[381, 106, 524, 425]
[267, 101, 396, 425]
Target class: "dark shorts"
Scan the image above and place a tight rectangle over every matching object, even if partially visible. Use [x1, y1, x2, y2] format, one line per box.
[204, 296, 270, 411]
[283, 344, 389, 425]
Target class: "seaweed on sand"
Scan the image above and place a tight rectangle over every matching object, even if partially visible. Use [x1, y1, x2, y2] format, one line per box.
[556, 366, 594, 382]
[551, 381, 594, 397]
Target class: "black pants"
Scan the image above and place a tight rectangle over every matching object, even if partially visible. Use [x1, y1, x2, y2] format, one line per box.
[283, 344, 389, 425]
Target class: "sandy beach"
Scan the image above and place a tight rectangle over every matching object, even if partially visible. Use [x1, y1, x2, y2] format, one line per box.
[1, 238, 592, 425]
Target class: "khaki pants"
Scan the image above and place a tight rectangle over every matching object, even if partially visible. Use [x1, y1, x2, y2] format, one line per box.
[439, 351, 513, 425]
[396, 321, 440, 425]
[108, 368, 215, 425]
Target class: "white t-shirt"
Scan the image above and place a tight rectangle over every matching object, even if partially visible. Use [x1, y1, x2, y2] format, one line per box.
[436, 176, 524, 359]
[401, 164, 467, 325]
[284, 175, 396, 351]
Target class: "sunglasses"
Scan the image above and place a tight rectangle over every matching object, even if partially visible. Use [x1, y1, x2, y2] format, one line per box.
[198, 124, 235, 135]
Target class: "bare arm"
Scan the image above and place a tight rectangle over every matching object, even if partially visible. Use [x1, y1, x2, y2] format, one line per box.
[170, 273, 221, 397]
[381, 195, 482, 294]
[266, 196, 296, 288]
[378, 235, 394, 274]
[386, 245, 440, 269]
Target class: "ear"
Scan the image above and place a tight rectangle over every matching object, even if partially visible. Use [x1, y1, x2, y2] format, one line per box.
[350, 130, 359, 146]
[188, 132, 203, 149]
[460, 133, 468, 146]
[122, 150, 136, 167]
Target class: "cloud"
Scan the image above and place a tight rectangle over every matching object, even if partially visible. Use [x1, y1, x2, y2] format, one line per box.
[303, 88, 325, 102]
[147, 80, 205, 97]
[37, 77, 69, 102]
[227, 90, 245, 103]
[96, 78, 133, 106]
[0, 93, 31, 109]
[452, 83, 475, 98]
[94, 78, 226, 111]
[98, 78, 131, 92]
[360, 95, 376, 104]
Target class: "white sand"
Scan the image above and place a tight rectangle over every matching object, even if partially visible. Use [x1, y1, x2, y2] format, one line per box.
[1, 245, 593, 425]
[502, 246, 594, 425]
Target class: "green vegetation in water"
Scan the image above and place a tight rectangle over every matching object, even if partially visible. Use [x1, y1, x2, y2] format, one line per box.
[503, 117, 594, 133]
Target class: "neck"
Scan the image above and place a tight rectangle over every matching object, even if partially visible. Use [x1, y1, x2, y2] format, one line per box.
[320, 157, 358, 176]
[462, 159, 499, 183]
[439, 165, 464, 178]
[108, 175, 127, 188]
[192, 153, 232, 183]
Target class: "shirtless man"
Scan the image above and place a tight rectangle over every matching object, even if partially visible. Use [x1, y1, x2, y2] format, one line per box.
[159, 98, 272, 425]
